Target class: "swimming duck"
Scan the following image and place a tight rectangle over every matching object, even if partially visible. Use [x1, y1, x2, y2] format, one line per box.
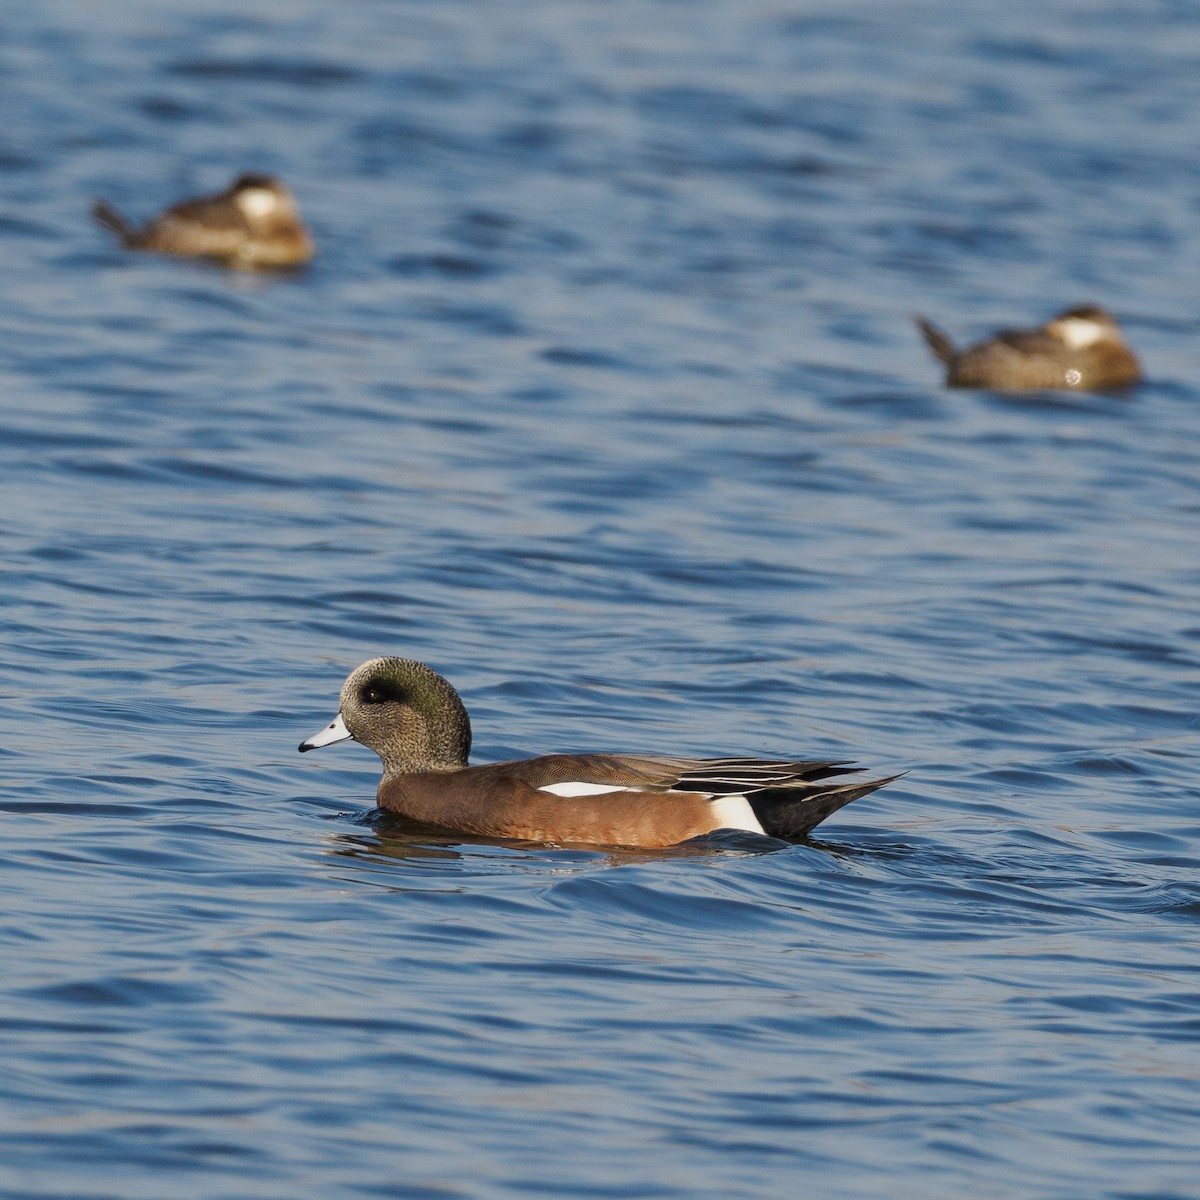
[92, 173, 314, 269]
[915, 305, 1141, 391]
[299, 657, 896, 848]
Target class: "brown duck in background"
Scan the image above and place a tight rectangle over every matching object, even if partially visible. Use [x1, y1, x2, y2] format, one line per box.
[915, 305, 1141, 392]
[299, 657, 898, 848]
[93, 173, 314, 269]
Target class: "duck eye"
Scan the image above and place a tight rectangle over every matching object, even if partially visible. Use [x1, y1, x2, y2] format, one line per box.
[361, 686, 388, 705]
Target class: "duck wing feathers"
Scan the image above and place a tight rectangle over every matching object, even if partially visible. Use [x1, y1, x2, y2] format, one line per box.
[497, 754, 895, 839]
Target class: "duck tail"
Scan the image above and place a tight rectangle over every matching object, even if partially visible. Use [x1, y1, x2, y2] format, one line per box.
[913, 315, 957, 364]
[749, 773, 902, 840]
[91, 199, 137, 245]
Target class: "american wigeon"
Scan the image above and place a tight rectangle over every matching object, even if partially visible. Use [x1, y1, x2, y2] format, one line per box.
[915, 305, 1141, 391]
[299, 657, 897, 848]
[92, 173, 314, 269]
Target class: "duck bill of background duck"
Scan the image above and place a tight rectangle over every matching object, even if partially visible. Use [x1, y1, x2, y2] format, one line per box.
[299, 713, 353, 752]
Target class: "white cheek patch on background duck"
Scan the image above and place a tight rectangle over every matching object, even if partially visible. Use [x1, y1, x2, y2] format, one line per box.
[237, 188, 281, 219]
[1054, 317, 1107, 348]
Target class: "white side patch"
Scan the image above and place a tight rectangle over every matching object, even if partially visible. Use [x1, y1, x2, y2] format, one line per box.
[538, 781, 627, 797]
[537, 783, 766, 833]
[709, 795, 766, 835]
[1053, 316, 1106, 348]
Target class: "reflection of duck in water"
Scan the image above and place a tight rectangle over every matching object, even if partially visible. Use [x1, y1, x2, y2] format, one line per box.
[92, 173, 314, 269]
[915, 306, 1141, 391]
[299, 656, 898, 848]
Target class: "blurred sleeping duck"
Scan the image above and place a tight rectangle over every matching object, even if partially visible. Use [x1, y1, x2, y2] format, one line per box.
[299, 656, 898, 849]
[915, 305, 1141, 392]
[92, 173, 314, 269]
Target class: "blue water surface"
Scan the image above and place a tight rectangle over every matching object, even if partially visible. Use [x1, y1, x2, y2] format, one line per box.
[2, 1, 1199, 1197]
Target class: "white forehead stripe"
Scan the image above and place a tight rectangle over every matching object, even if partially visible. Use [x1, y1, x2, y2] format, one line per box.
[1054, 317, 1107, 348]
[237, 187, 281, 219]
